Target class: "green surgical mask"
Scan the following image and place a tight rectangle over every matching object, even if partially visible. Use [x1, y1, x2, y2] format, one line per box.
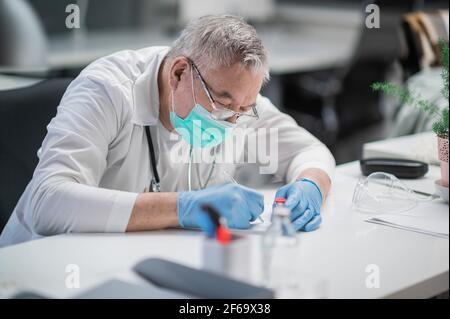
[169, 63, 236, 148]
[170, 102, 235, 148]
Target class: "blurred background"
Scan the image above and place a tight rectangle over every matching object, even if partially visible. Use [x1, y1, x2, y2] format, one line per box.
[0, 0, 448, 220]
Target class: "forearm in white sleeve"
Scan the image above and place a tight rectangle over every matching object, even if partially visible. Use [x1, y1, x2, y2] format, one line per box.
[29, 75, 137, 236]
[248, 95, 335, 183]
[31, 180, 137, 236]
[284, 141, 335, 183]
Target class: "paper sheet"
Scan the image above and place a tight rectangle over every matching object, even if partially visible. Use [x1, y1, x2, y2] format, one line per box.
[235, 189, 276, 234]
[366, 209, 449, 239]
[174, 189, 276, 234]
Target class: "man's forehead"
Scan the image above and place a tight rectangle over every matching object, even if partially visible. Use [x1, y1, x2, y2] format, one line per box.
[204, 63, 264, 100]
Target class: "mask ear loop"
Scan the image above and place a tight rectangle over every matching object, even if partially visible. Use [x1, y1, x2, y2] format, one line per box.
[189, 64, 198, 191]
[188, 146, 193, 191]
[169, 79, 193, 191]
[189, 63, 218, 190]
[170, 90, 176, 114]
[170, 62, 197, 116]
[190, 63, 198, 106]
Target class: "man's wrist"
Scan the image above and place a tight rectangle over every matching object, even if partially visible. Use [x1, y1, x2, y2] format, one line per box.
[297, 178, 323, 203]
[127, 192, 178, 231]
[296, 167, 331, 201]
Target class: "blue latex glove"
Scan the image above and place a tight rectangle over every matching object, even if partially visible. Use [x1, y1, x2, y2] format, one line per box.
[273, 178, 323, 232]
[178, 183, 264, 229]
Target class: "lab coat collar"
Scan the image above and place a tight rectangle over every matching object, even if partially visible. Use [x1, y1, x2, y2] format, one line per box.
[131, 47, 169, 126]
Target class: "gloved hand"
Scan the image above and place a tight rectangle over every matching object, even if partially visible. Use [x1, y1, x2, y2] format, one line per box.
[273, 178, 323, 232]
[178, 183, 264, 229]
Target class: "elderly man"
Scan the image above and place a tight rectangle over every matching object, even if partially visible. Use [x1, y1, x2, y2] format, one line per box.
[0, 15, 335, 246]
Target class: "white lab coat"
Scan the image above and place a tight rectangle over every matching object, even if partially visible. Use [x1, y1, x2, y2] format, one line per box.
[0, 46, 335, 247]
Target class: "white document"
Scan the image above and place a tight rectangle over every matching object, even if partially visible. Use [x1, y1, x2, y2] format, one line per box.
[175, 188, 276, 234]
[366, 208, 449, 239]
[234, 188, 276, 234]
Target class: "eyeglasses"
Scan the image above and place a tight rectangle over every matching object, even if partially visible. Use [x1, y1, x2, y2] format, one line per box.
[190, 62, 259, 122]
[352, 172, 432, 214]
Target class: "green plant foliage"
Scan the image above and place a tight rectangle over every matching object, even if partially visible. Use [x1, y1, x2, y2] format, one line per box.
[441, 39, 449, 101]
[371, 40, 449, 139]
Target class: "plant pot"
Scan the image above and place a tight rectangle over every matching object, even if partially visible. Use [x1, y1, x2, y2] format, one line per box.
[438, 136, 449, 187]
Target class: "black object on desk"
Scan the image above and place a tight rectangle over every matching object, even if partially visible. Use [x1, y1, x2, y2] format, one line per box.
[11, 291, 48, 299]
[0, 78, 73, 232]
[360, 158, 429, 179]
[134, 258, 274, 299]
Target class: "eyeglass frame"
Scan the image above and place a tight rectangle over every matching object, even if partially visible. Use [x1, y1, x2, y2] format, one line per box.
[188, 59, 260, 121]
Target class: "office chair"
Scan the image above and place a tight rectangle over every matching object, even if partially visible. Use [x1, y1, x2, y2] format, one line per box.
[0, 0, 48, 73]
[399, 9, 449, 79]
[285, 0, 415, 146]
[0, 78, 73, 232]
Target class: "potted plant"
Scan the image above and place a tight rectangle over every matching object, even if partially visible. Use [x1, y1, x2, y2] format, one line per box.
[371, 40, 449, 189]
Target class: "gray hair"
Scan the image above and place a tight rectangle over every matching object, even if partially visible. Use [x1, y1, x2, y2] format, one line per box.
[167, 15, 269, 82]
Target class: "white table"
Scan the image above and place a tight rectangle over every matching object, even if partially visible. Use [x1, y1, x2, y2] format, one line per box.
[48, 23, 358, 75]
[363, 132, 440, 166]
[0, 161, 447, 299]
[0, 75, 43, 91]
[48, 4, 361, 75]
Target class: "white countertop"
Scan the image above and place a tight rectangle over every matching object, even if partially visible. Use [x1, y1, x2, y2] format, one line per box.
[48, 3, 361, 75]
[0, 161, 448, 299]
[363, 132, 441, 166]
[0, 75, 43, 91]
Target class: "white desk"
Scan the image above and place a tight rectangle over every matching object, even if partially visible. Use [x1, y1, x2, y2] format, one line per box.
[48, 4, 361, 75]
[48, 24, 358, 75]
[0, 75, 43, 91]
[363, 132, 440, 166]
[0, 161, 447, 299]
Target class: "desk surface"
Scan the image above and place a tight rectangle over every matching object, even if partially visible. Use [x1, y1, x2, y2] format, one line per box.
[0, 161, 448, 299]
[0, 75, 43, 91]
[49, 25, 357, 74]
[363, 131, 440, 166]
[48, 4, 360, 74]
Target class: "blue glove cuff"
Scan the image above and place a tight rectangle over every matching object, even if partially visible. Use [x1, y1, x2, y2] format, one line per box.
[298, 178, 323, 203]
[177, 191, 191, 227]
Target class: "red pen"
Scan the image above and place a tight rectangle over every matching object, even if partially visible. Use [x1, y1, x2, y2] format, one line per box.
[216, 223, 232, 245]
[274, 197, 286, 205]
[201, 205, 232, 245]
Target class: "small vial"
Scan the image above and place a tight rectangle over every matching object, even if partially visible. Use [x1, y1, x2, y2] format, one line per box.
[262, 197, 299, 295]
[274, 197, 286, 206]
[272, 197, 296, 238]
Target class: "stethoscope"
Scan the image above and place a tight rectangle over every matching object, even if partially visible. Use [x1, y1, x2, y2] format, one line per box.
[144, 125, 216, 192]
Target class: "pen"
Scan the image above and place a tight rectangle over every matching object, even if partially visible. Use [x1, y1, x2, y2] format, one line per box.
[223, 171, 265, 223]
[372, 179, 439, 199]
[201, 204, 231, 245]
[198, 206, 217, 238]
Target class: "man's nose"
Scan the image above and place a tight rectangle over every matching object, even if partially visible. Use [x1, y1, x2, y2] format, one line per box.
[229, 102, 242, 114]
[226, 114, 238, 124]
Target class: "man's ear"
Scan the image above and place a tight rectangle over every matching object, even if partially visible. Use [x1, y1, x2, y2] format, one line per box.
[168, 57, 190, 90]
